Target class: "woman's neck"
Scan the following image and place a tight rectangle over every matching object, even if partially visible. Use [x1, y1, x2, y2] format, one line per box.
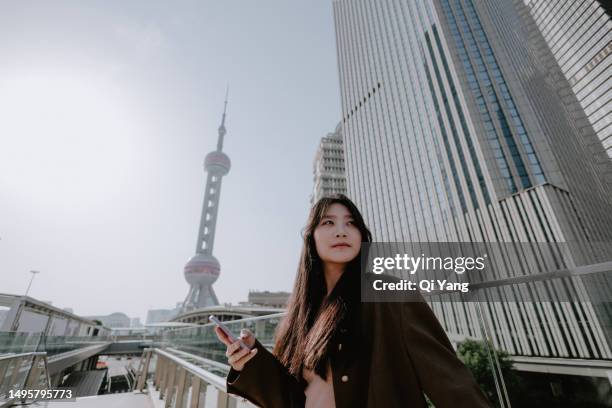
[323, 262, 346, 296]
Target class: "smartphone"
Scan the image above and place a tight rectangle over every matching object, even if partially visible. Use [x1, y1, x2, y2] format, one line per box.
[209, 315, 250, 350]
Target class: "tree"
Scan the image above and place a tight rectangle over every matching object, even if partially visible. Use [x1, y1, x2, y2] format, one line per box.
[456, 339, 522, 407]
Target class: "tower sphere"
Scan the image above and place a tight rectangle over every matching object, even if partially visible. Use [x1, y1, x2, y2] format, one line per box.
[204, 151, 231, 175]
[184, 253, 220, 286]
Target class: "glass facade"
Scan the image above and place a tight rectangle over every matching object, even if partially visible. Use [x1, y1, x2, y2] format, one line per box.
[525, 0, 612, 161]
[441, 0, 546, 192]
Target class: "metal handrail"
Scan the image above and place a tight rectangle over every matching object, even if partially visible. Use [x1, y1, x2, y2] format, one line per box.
[0, 352, 47, 361]
[153, 348, 227, 390]
[166, 347, 231, 372]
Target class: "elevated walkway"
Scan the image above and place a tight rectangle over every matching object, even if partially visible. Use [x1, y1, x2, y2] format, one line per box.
[47, 343, 110, 375]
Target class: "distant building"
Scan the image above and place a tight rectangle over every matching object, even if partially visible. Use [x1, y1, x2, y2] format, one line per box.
[84, 312, 130, 328]
[246, 290, 291, 308]
[130, 317, 143, 328]
[146, 307, 179, 325]
[311, 122, 347, 204]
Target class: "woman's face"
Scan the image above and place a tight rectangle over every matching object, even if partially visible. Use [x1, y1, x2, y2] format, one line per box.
[313, 203, 362, 266]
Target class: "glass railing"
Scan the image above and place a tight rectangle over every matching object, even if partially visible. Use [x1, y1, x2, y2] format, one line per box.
[39, 335, 110, 356]
[0, 352, 50, 405]
[0, 333, 110, 356]
[160, 313, 284, 366]
[0, 332, 43, 355]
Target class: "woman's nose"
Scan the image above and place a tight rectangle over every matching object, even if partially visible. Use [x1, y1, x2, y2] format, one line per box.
[335, 229, 347, 238]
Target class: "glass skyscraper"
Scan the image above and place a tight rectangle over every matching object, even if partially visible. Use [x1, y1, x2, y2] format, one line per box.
[332, 0, 612, 397]
[524, 0, 612, 162]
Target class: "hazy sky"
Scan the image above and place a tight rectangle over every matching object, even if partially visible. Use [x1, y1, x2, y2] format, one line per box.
[0, 1, 341, 322]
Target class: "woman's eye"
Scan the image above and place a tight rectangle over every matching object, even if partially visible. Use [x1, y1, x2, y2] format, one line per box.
[322, 220, 333, 225]
[347, 220, 354, 225]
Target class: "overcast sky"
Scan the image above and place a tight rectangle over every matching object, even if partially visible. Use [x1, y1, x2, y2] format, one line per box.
[0, 1, 341, 322]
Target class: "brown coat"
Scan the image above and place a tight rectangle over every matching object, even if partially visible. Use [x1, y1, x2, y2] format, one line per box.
[226, 283, 490, 407]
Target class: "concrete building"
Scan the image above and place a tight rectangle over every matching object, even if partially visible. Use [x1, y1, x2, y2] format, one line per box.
[524, 0, 612, 162]
[246, 290, 291, 308]
[311, 122, 347, 203]
[333, 0, 612, 390]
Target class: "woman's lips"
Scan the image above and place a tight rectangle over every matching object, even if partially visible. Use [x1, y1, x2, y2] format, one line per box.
[332, 244, 350, 248]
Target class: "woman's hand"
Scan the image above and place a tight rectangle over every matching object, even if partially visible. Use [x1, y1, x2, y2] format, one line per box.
[215, 327, 258, 372]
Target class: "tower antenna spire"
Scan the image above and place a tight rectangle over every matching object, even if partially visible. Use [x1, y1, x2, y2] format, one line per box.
[217, 84, 229, 151]
[223, 84, 229, 121]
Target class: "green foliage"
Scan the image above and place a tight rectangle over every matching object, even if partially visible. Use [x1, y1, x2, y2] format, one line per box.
[456, 339, 522, 407]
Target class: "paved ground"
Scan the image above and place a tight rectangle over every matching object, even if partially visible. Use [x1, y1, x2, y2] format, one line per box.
[32, 392, 153, 408]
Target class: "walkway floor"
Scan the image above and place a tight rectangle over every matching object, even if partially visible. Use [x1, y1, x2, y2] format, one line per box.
[32, 392, 153, 408]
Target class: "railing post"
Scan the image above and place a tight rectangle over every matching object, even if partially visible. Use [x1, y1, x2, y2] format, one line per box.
[174, 368, 188, 408]
[154, 354, 163, 389]
[189, 377, 206, 408]
[164, 362, 177, 407]
[136, 349, 152, 392]
[158, 357, 169, 397]
[217, 390, 237, 408]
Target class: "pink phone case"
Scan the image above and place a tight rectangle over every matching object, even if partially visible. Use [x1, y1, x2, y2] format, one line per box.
[209, 315, 250, 349]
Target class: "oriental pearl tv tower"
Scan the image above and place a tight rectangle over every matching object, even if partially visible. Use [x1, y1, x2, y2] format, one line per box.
[182, 93, 231, 311]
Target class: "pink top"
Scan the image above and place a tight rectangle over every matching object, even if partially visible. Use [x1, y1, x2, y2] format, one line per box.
[302, 362, 336, 408]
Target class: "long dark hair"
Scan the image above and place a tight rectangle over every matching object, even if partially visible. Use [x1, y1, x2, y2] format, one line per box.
[273, 194, 372, 380]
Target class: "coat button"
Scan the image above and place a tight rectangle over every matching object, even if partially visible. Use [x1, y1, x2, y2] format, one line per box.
[341, 375, 349, 382]
[338, 343, 343, 351]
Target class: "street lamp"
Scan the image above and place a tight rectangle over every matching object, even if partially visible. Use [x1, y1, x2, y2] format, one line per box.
[24, 270, 40, 297]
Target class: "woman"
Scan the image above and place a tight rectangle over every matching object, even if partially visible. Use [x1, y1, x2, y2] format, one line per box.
[215, 194, 490, 407]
